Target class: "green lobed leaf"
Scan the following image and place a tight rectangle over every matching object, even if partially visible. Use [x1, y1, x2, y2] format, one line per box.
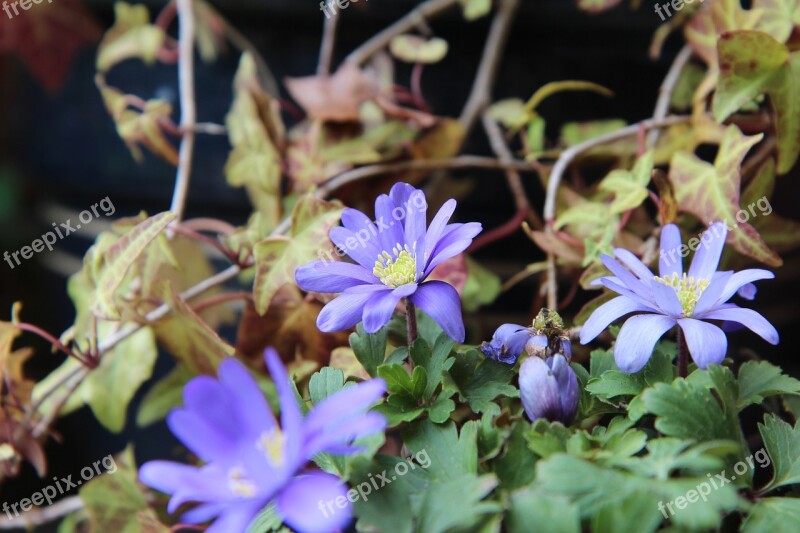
[737, 360, 800, 410]
[444, 349, 518, 415]
[349, 324, 387, 378]
[742, 497, 800, 533]
[586, 351, 674, 401]
[409, 335, 455, 401]
[598, 150, 654, 215]
[308, 367, 346, 405]
[758, 414, 800, 492]
[507, 489, 580, 533]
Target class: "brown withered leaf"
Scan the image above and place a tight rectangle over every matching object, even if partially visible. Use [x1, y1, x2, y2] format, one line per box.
[285, 64, 377, 122]
[236, 286, 349, 368]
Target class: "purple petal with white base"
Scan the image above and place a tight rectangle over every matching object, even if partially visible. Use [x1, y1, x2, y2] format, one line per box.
[581, 222, 779, 373]
[139, 349, 386, 533]
[296, 183, 481, 342]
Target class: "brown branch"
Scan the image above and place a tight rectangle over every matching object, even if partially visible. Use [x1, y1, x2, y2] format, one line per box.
[459, 0, 520, 136]
[169, 0, 197, 223]
[191, 292, 253, 314]
[468, 111, 532, 252]
[647, 45, 693, 148]
[316, 155, 536, 198]
[0, 495, 84, 529]
[542, 114, 691, 309]
[318, 9, 340, 76]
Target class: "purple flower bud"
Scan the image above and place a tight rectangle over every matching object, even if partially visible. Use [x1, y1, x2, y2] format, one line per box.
[524, 334, 549, 359]
[480, 323, 530, 364]
[519, 354, 579, 425]
[559, 337, 572, 358]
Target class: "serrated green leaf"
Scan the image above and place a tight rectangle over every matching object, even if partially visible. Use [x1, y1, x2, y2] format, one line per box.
[403, 419, 479, 481]
[461, 256, 502, 312]
[410, 335, 455, 401]
[349, 324, 387, 378]
[494, 423, 537, 490]
[758, 414, 800, 492]
[507, 489, 580, 533]
[416, 474, 500, 533]
[586, 351, 674, 401]
[742, 497, 800, 533]
[309, 367, 346, 405]
[737, 360, 800, 410]
[444, 349, 517, 415]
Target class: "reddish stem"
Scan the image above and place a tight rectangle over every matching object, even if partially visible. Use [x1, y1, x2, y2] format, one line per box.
[192, 292, 252, 314]
[468, 207, 527, 253]
[15, 323, 91, 366]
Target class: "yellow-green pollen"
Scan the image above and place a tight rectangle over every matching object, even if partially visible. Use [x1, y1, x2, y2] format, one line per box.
[653, 272, 711, 317]
[257, 428, 285, 467]
[228, 466, 257, 497]
[373, 244, 418, 288]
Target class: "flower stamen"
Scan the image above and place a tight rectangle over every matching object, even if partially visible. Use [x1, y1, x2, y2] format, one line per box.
[257, 428, 285, 467]
[228, 466, 257, 497]
[373, 243, 418, 288]
[653, 272, 710, 317]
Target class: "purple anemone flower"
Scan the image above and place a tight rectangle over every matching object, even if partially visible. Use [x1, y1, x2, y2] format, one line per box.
[295, 182, 482, 342]
[480, 324, 571, 365]
[580, 222, 779, 373]
[139, 349, 386, 533]
[519, 355, 579, 425]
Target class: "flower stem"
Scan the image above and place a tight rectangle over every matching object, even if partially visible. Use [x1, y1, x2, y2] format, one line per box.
[406, 299, 418, 346]
[677, 328, 689, 378]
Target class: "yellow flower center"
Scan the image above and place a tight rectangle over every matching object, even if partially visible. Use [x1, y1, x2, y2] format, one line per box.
[228, 466, 257, 497]
[373, 244, 418, 288]
[653, 272, 711, 317]
[257, 428, 285, 467]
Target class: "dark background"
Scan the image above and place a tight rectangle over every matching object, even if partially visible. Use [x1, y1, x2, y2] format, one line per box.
[1, 0, 798, 529]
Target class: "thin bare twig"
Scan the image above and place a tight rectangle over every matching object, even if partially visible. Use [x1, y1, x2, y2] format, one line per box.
[318, 11, 340, 76]
[316, 155, 535, 198]
[468, 111, 531, 252]
[542, 114, 691, 309]
[0, 495, 84, 529]
[345, 0, 460, 66]
[170, 0, 197, 223]
[459, 0, 520, 136]
[647, 45, 693, 148]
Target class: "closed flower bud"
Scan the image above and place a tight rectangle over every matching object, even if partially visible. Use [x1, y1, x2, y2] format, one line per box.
[519, 354, 579, 425]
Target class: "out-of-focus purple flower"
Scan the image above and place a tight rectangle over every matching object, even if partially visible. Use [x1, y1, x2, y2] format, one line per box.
[579, 222, 779, 373]
[295, 182, 481, 342]
[139, 349, 386, 533]
[480, 324, 571, 365]
[519, 354, 579, 425]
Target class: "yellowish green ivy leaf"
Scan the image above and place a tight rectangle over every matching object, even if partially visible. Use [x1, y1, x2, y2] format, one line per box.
[96, 2, 165, 73]
[253, 195, 343, 315]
